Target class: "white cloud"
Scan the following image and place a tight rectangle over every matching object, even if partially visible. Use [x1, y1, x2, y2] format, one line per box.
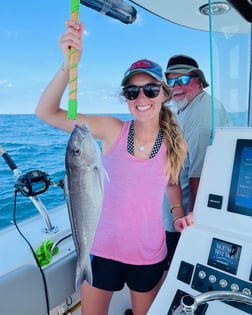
[0, 80, 12, 88]
[84, 29, 90, 36]
[135, 12, 143, 26]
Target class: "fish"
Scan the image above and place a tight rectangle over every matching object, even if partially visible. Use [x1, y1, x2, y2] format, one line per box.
[65, 123, 108, 290]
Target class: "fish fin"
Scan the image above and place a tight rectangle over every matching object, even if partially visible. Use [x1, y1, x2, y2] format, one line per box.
[96, 166, 109, 194]
[103, 167, 110, 182]
[63, 174, 69, 200]
[76, 258, 93, 291]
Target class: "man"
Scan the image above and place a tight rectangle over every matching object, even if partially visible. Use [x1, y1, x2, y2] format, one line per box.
[163, 54, 231, 268]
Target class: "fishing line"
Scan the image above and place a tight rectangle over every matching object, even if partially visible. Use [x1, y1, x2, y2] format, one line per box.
[12, 190, 50, 315]
[67, 0, 80, 123]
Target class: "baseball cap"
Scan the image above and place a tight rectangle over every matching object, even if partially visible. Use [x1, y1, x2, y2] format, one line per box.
[165, 54, 209, 88]
[121, 59, 166, 86]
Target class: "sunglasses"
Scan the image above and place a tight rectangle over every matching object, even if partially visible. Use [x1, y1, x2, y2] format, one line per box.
[123, 83, 162, 100]
[166, 75, 197, 88]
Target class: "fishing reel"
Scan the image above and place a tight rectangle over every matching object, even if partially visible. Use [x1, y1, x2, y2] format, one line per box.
[14, 170, 50, 197]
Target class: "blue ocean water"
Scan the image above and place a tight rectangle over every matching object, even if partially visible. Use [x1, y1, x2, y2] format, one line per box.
[0, 114, 132, 229]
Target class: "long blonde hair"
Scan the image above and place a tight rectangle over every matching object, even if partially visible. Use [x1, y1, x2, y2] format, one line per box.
[160, 83, 187, 184]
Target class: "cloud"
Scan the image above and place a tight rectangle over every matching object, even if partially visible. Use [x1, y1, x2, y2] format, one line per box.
[135, 12, 143, 26]
[0, 26, 20, 38]
[0, 80, 12, 88]
[84, 29, 90, 36]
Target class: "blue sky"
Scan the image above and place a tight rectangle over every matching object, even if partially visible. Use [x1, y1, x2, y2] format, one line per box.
[1, 0, 210, 114]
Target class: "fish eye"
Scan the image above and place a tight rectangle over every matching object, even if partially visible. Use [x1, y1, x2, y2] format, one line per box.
[73, 148, 81, 156]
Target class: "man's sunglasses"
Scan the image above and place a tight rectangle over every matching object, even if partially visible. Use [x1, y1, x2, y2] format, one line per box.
[123, 83, 162, 100]
[166, 75, 197, 88]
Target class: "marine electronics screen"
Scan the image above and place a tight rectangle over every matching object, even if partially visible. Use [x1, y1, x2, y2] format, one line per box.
[228, 139, 252, 217]
[208, 238, 242, 275]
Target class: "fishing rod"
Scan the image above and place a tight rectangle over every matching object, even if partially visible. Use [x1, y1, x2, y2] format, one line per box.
[67, 0, 80, 122]
[67, 0, 137, 121]
[0, 145, 58, 233]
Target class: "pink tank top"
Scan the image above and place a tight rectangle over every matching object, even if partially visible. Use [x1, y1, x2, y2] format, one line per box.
[91, 120, 170, 265]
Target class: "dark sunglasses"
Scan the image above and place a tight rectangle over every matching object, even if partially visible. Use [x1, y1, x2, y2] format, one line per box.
[123, 83, 162, 100]
[166, 75, 197, 88]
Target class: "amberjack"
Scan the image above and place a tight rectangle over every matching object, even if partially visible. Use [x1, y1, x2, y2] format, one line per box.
[65, 123, 107, 290]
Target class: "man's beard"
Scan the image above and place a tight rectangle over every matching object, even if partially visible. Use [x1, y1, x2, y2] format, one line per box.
[173, 96, 189, 112]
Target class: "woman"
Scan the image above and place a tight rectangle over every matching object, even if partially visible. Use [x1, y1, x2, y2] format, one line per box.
[35, 20, 193, 315]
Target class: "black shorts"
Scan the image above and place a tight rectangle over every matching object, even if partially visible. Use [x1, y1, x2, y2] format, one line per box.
[91, 255, 166, 292]
[165, 231, 181, 269]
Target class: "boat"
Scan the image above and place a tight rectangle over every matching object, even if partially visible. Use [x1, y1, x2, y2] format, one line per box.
[1, 1, 252, 314]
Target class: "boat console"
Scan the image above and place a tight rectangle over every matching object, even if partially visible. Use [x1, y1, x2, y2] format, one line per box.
[148, 128, 252, 314]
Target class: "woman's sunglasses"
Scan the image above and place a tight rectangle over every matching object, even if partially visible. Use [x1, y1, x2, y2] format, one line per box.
[166, 75, 197, 88]
[123, 83, 161, 100]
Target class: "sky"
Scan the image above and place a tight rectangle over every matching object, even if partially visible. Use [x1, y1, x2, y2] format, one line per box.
[0, 0, 211, 114]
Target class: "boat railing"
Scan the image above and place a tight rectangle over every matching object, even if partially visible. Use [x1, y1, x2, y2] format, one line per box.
[28, 195, 59, 233]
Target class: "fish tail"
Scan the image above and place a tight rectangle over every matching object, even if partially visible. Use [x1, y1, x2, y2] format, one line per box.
[75, 258, 93, 290]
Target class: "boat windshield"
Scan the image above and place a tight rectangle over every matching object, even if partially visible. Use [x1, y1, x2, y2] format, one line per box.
[208, 0, 252, 127]
[131, 0, 252, 128]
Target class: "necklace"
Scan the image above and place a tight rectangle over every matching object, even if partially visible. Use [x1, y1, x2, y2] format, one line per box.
[134, 137, 150, 157]
[138, 145, 145, 152]
[128, 120, 163, 159]
[135, 139, 145, 152]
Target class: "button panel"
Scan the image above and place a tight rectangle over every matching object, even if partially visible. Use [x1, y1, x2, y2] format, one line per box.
[191, 264, 252, 314]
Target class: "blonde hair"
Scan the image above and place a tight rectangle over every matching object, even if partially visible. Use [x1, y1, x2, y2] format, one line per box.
[160, 83, 187, 184]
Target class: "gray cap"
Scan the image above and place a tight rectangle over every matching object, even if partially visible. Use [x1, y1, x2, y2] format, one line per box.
[165, 54, 209, 88]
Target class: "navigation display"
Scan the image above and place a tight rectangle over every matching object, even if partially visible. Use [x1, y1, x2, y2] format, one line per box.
[228, 139, 252, 217]
[208, 238, 241, 275]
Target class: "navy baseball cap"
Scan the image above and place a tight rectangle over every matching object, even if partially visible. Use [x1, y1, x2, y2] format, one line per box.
[121, 59, 165, 86]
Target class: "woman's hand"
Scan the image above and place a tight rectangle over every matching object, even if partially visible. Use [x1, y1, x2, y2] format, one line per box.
[173, 212, 194, 232]
[60, 20, 84, 68]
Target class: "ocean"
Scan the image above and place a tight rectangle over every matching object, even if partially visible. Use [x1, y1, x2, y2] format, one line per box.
[0, 114, 132, 229]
